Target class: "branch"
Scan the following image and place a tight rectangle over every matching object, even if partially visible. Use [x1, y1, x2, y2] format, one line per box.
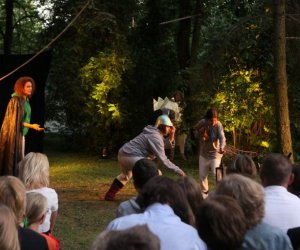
[286, 37, 300, 40]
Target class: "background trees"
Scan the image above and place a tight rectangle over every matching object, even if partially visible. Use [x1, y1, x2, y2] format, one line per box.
[1, 0, 299, 159]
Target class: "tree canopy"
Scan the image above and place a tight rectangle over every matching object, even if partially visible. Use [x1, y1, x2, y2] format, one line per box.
[1, 0, 299, 159]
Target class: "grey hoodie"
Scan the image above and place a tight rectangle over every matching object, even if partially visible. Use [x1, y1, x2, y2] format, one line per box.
[119, 125, 182, 174]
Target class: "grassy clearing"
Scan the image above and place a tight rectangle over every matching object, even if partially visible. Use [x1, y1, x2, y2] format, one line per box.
[45, 134, 211, 250]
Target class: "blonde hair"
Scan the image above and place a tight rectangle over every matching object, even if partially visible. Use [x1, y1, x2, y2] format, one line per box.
[0, 176, 26, 223]
[18, 152, 50, 189]
[0, 204, 20, 250]
[215, 174, 265, 228]
[26, 192, 48, 226]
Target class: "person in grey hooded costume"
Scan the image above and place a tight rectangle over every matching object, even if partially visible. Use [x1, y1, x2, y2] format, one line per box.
[104, 115, 186, 201]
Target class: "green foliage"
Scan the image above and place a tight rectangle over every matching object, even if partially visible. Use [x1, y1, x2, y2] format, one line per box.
[81, 51, 131, 120]
[79, 50, 133, 149]
[210, 68, 276, 151]
[183, 0, 277, 152]
[0, 0, 44, 53]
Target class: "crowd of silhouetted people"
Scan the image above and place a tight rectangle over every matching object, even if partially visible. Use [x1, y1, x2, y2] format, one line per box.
[92, 153, 300, 250]
[1, 152, 300, 250]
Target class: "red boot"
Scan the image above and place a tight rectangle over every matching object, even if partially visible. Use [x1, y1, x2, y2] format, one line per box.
[104, 178, 124, 201]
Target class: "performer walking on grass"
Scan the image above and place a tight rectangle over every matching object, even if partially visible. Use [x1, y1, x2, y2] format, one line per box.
[104, 114, 185, 201]
[193, 108, 226, 196]
[0, 76, 44, 176]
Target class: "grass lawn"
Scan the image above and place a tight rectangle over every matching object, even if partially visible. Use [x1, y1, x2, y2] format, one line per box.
[45, 134, 212, 250]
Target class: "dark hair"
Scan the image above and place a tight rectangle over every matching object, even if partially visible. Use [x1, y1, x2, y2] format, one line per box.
[227, 154, 257, 179]
[139, 176, 195, 226]
[288, 164, 300, 197]
[177, 176, 203, 218]
[132, 159, 159, 190]
[260, 153, 292, 186]
[91, 225, 160, 250]
[196, 195, 247, 250]
[157, 124, 168, 134]
[14, 76, 36, 96]
[205, 108, 218, 119]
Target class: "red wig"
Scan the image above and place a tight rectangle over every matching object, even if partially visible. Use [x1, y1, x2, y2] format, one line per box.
[14, 76, 36, 96]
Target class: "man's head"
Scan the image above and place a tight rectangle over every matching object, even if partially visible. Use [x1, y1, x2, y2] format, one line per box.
[260, 153, 293, 187]
[155, 115, 174, 136]
[205, 108, 218, 126]
[132, 159, 159, 191]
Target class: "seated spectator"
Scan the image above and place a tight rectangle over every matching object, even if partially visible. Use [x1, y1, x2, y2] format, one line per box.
[177, 176, 203, 218]
[116, 159, 160, 217]
[26, 192, 60, 250]
[106, 176, 206, 250]
[91, 225, 160, 250]
[288, 164, 300, 197]
[215, 174, 292, 250]
[260, 153, 300, 231]
[195, 195, 247, 250]
[18, 152, 58, 234]
[0, 176, 48, 250]
[226, 154, 257, 179]
[0, 204, 20, 250]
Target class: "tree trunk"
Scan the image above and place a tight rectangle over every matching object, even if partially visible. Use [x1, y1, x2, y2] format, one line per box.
[190, 0, 202, 66]
[177, 0, 191, 69]
[4, 0, 14, 55]
[273, 0, 294, 161]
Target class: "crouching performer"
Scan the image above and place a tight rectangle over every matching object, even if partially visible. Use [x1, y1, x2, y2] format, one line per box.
[104, 115, 185, 201]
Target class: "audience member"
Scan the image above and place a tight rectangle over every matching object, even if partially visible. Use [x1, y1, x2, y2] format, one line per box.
[287, 227, 300, 250]
[116, 159, 159, 217]
[91, 225, 160, 250]
[26, 192, 60, 250]
[104, 115, 185, 201]
[226, 154, 257, 179]
[177, 176, 203, 218]
[106, 176, 206, 250]
[288, 164, 300, 197]
[260, 153, 300, 231]
[195, 195, 247, 250]
[0, 204, 20, 250]
[18, 152, 58, 234]
[215, 174, 292, 250]
[0, 176, 48, 250]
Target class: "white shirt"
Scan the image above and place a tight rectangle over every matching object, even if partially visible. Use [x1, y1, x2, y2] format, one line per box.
[107, 203, 207, 250]
[263, 186, 300, 232]
[27, 187, 58, 233]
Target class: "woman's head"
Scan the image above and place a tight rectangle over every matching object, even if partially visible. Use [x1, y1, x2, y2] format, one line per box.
[140, 176, 195, 226]
[14, 76, 35, 97]
[26, 192, 48, 227]
[18, 152, 50, 189]
[215, 174, 265, 228]
[177, 176, 203, 216]
[0, 204, 20, 250]
[227, 154, 257, 179]
[0, 176, 26, 223]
